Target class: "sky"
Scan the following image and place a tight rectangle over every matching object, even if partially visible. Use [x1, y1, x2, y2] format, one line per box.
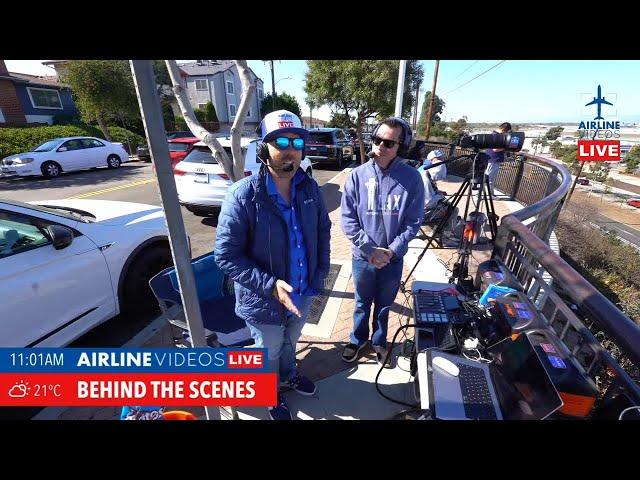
[7, 60, 640, 124]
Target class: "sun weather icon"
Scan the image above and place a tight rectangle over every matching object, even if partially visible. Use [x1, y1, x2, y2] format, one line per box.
[8, 380, 31, 398]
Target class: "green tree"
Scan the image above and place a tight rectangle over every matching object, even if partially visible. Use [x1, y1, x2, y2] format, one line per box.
[446, 117, 468, 142]
[416, 91, 445, 138]
[305, 60, 424, 163]
[62, 60, 140, 141]
[624, 145, 640, 174]
[204, 101, 219, 122]
[161, 102, 175, 131]
[550, 140, 563, 158]
[545, 126, 564, 140]
[260, 92, 302, 118]
[325, 112, 354, 129]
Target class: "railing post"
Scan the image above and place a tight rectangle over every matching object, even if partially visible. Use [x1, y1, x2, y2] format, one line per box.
[511, 155, 525, 201]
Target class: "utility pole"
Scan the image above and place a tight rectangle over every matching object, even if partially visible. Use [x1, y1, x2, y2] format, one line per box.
[394, 60, 407, 118]
[130, 60, 220, 420]
[424, 60, 440, 140]
[413, 82, 421, 131]
[270, 60, 276, 110]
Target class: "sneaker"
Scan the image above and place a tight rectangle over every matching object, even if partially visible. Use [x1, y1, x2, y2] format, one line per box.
[373, 345, 392, 368]
[283, 373, 317, 396]
[268, 393, 292, 421]
[342, 342, 367, 362]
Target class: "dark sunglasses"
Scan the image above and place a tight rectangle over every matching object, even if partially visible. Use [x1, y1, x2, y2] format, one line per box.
[372, 136, 400, 148]
[272, 137, 305, 150]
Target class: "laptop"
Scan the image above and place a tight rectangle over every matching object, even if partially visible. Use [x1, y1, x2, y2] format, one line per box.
[424, 332, 564, 420]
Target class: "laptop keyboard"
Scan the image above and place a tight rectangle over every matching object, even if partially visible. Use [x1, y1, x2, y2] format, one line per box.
[457, 363, 498, 420]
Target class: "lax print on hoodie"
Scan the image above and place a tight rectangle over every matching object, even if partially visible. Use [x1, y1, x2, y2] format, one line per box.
[341, 157, 425, 261]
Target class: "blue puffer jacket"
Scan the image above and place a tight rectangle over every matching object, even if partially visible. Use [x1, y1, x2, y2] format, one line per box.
[215, 166, 332, 325]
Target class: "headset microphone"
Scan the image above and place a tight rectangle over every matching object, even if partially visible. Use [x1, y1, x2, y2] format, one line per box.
[367, 151, 376, 159]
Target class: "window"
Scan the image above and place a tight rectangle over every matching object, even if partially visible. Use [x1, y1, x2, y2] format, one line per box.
[27, 88, 62, 109]
[81, 139, 105, 149]
[246, 109, 251, 117]
[0, 210, 51, 259]
[59, 139, 85, 151]
[226, 81, 234, 95]
[229, 104, 236, 116]
[257, 88, 263, 99]
[195, 79, 207, 91]
[198, 103, 207, 110]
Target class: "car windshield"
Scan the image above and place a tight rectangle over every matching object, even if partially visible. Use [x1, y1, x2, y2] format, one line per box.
[308, 132, 333, 144]
[169, 143, 191, 152]
[0, 199, 94, 223]
[32, 140, 61, 152]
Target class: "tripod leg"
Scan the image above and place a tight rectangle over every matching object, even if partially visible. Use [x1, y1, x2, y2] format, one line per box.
[481, 176, 499, 239]
[400, 179, 471, 291]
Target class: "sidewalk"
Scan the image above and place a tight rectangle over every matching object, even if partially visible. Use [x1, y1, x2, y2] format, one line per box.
[43, 168, 523, 421]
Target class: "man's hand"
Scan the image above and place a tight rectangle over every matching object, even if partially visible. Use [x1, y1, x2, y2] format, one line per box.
[369, 248, 394, 269]
[273, 279, 301, 317]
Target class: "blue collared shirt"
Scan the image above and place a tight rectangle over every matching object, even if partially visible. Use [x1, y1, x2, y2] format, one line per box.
[266, 170, 311, 311]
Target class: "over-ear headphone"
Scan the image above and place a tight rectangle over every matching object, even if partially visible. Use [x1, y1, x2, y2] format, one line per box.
[371, 117, 413, 157]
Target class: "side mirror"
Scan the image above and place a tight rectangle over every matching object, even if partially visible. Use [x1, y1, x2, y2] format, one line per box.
[47, 225, 74, 250]
[58, 147, 68, 152]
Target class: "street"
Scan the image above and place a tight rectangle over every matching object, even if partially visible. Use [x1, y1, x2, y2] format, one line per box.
[0, 160, 352, 348]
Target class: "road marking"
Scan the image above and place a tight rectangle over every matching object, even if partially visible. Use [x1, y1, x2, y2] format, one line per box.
[68, 179, 156, 199]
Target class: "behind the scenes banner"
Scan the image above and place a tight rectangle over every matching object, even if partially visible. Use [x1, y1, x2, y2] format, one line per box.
[0, 348, 276, 407]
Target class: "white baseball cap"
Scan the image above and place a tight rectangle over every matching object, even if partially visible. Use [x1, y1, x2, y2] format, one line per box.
[260, 110, 308, 142]
[427, 149, 445, 161]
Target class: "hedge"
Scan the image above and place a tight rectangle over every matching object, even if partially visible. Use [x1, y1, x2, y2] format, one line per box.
[0, 124, 143, 159]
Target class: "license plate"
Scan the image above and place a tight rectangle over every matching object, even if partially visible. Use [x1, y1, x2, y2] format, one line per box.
[193, 173, 209, 184]
[309, 147, 317, 151]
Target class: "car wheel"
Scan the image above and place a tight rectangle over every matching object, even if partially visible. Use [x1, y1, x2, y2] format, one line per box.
[121, 245, 173, 314]
[336, 151, 343, 170]
[107, 154, 122, 169]
[41, 161, 62, 178]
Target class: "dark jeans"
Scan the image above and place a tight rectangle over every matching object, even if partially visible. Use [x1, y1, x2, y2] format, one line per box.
[349, 257, 403, 348]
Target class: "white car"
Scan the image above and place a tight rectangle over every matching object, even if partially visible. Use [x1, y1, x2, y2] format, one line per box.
[174, 136, 313, 216]
[0, 198, 174, 347]
[0, 136, 129, 179]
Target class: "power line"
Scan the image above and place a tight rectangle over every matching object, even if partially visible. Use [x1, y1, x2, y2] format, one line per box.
[443, 60, 507, 95]
[451, 60, 479, 81]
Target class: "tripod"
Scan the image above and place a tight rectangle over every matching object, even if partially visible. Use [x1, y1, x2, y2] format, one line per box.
[400, 151, 499, 293]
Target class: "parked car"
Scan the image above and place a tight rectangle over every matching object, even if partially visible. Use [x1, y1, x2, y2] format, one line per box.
[0, 198, 174, 347]
[627, 198, 640, 208]
[174, 136, 313, 216]
[136, 144, 151, 162]
[306, 128, 352, 168]
[0, 137, 129, 179]
[168, 137, 199, 168]
[166, 131, 195, 140]
[576, 177, 590, 185]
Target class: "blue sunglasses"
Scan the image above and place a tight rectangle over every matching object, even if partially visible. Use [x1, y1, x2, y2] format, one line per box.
[272, 137, 305, 150]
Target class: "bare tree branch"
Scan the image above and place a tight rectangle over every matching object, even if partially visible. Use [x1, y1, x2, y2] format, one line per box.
[165, 60, 236, 180]
[230, 60, 256, 180]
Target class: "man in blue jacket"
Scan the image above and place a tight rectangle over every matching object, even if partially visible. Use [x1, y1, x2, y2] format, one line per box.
[215, 110, 331, 420]
[341, 118, 425, 366]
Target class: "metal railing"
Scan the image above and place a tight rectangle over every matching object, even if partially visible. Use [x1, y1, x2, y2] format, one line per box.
[419, 142, 640, 412]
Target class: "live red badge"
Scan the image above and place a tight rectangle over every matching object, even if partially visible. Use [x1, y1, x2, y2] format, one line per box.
[577, 140, 620, 162]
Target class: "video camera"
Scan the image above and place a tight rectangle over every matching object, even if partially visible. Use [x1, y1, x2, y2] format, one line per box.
[458, 132, 525, 151]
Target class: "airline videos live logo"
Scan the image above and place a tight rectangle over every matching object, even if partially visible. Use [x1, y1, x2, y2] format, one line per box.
[577, 140, 620, 162]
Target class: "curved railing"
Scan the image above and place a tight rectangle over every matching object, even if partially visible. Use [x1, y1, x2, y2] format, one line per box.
[419, 143, 640, 413]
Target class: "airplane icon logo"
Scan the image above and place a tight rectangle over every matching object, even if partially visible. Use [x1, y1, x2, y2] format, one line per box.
[585, 85, 613, 120]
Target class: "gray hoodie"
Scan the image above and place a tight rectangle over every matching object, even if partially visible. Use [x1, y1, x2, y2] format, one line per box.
[341, 157, 425, 261]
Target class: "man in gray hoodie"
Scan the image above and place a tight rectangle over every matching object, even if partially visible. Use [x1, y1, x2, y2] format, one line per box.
[341, 117, 425, 365]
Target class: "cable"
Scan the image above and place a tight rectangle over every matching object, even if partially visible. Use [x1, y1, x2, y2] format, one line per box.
[375, 323, 420, 408]
[450, 61, 479, 81]
[618, 405, 640, 420]
[444, 61, 507, 95]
